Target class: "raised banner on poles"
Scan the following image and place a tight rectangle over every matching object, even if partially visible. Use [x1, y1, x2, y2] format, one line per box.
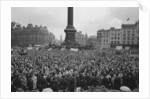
[116, 46, 122, 50]
[70, 48, 78, 52]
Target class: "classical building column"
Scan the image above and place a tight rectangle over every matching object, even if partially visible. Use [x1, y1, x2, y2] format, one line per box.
[64, 7, 77, 48]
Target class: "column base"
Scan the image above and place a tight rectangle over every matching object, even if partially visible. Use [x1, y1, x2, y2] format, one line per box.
[64, 27, 77, 49]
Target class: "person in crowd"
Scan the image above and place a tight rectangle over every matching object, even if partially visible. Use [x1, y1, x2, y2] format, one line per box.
[11, 46, 139, 92]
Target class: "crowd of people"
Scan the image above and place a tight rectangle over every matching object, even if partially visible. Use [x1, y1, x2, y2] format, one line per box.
[11, 47, 139, 92]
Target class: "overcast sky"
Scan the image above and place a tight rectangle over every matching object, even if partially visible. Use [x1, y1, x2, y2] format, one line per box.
[11, 7, 139, 40]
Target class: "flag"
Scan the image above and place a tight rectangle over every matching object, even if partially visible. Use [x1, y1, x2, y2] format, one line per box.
[127, 18, 130, 21]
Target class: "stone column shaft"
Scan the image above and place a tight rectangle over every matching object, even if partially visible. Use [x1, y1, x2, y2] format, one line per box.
[64, 7, 77, 48]
[68, 7, 73, 26]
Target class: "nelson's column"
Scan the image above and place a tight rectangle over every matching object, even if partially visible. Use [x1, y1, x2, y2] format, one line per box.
[64, 7, 77, 48]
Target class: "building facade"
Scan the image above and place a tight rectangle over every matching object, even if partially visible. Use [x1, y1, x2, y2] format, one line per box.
[97, 29, 110, 48]
[121, 21, 139, 48]
[97, 21, 139, 48]
[86, 35, 100, 48]
[109, 27, 123, 48]
[75, 31, 88, 46]
[11, 22, 55, 46]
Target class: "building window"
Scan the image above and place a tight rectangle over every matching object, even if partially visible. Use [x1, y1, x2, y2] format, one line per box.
[123, 34, 126, 36]
[132, 34, 134, 36]
[132, 37, 134, 40]
[132, 31, 134, 33]
[132, 28, 134, 31]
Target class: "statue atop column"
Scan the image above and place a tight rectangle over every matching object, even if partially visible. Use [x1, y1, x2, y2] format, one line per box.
[64, 7, 77, 48]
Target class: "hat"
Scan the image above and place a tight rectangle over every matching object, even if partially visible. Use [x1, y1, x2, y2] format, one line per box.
[42, 88, 53, 92]
[120, 86, 131, 92]
[17, 88, 24, 92]
[75, 87, 81, 92]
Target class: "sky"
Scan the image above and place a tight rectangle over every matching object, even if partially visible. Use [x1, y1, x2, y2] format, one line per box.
[11, 7, 139, 40]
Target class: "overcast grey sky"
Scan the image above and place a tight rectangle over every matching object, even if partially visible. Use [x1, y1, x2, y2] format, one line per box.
[11, 7, 139, 40]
